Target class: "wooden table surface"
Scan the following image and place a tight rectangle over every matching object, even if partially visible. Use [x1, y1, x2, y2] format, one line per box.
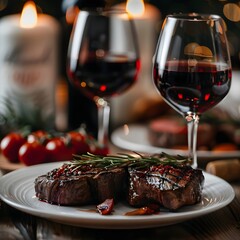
[0, 151, 240, 240]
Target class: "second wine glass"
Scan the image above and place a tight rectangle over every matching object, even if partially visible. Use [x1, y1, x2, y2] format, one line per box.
[67, 10, 140, 148]
[153, 13, 232, 168]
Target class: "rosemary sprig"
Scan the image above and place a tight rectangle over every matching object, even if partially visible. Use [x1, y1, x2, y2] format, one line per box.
[68, 152, 190, 170]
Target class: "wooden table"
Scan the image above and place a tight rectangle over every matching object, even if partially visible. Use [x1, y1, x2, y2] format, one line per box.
[0, 154, 240, 240]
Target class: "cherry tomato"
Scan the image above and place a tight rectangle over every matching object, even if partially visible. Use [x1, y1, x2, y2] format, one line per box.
[67, 131, 90, 154]
[96, 198, 114, 215]
[27, 130, 50, 145]
[0, 132, 26, 163]
[89, 144, 109, 156]
[86, 134, 109, 156]
[46, 137, 75, 162]
[18, 141, 48, 166]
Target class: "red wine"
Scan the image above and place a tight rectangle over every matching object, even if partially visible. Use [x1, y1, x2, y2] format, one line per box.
[67, 55, 140, 99]
[153, 60, 231, 115]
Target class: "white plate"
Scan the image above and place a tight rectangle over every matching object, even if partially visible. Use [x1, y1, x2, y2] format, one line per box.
[111, 124, 240, 160]
[0, 162, 235, 229]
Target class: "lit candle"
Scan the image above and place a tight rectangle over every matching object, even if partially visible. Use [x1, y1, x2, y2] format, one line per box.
[0, 1, 60, 130]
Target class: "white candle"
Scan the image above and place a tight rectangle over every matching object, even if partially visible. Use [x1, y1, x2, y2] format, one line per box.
[0, 1, 60, 130]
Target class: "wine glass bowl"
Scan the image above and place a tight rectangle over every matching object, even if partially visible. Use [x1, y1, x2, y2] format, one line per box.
[67, 10, 140, 147]
[153, 13, 232, 168]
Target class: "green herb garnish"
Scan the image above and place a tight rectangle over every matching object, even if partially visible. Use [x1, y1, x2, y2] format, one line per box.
[68, 152, 190, 170]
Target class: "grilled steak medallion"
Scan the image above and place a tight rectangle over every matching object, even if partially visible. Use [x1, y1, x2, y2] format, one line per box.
[34, 153, 204, 210]
[34, 164, 126, 205]
[128, 165, 204, 210]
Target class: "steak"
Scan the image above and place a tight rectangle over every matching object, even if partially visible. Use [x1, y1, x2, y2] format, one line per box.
[34, 154, 204, 210]
[148, 117, 214, 148]
[34, 164, 127, 205]
[127, 164, 204, 210]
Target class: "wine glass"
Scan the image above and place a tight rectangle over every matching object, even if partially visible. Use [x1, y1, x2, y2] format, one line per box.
[153, 13, 232, 168]
[67, 10, 140, 148]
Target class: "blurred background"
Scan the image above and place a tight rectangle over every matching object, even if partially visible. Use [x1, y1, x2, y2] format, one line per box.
[1, 0, 240, 66]
[0, 0, 239, 137]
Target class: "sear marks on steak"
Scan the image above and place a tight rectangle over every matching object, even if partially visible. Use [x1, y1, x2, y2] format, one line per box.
[127, 165, 204, 210]
[34, 164, 126, 206]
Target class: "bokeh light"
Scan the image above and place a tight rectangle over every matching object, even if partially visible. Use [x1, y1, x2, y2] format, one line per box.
[223, 3, 240, 22]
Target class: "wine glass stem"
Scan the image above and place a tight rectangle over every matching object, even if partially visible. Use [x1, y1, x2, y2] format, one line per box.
[186, 113, 199, 169]
[95, 97, 110, 146]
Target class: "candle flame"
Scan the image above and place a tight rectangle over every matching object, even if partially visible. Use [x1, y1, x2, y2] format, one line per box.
[20, 1, 38, 28]
[126, 0, 145, 17]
